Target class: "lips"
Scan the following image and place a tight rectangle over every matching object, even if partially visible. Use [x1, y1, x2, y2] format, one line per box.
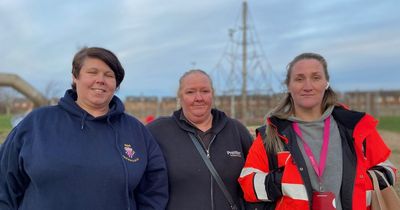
[191, 104, 207, 109]
[92, 88, 106, 93]
[301, 94, 314, 97]
[192, 105, 206, 108]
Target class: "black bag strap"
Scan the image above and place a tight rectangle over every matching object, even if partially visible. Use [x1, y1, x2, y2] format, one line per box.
[188, 133, 239, 210]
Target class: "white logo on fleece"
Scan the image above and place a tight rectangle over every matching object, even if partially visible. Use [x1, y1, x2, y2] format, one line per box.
[226, 151, 242, 158]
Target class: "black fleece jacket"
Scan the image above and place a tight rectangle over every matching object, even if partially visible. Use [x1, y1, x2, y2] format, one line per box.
[147, 109, 253, 210]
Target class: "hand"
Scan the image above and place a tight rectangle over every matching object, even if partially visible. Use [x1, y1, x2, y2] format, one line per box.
[265, 167, 284, 201]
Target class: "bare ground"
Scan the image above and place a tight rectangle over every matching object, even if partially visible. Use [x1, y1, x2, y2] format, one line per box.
[379, 130, 400, 195]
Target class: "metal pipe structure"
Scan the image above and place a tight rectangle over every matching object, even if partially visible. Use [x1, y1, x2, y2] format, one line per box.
[241, 0, 248, 124]
[0, 73, 48, 107]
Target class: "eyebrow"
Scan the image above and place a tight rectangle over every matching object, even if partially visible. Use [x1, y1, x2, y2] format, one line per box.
[294, 71, 323, 76]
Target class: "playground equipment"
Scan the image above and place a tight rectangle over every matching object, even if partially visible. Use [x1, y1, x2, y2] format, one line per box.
[0, 73, 48, 108]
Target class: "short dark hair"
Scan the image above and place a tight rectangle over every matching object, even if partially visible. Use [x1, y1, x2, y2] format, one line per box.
[71, 47, 125, 90]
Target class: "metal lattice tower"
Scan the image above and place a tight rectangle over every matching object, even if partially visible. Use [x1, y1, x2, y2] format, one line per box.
[210, 0, 280, 124]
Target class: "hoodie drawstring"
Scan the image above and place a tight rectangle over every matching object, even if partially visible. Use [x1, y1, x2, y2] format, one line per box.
[81, 112, 88, 130]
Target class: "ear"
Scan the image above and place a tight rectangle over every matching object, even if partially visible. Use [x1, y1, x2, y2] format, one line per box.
[325, 82, 330, 90]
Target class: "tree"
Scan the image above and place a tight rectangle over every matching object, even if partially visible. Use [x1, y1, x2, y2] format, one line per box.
[0, 87, 21, 115]
[43, 80, 62, 104]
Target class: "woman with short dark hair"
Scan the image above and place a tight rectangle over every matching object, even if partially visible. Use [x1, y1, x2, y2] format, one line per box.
[0, 47, 168, 210]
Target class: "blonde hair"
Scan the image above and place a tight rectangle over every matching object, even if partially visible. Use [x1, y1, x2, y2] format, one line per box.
[264, 53, 338, 153]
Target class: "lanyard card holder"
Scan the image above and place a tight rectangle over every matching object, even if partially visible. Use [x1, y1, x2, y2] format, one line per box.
[312, 191, 336, 210]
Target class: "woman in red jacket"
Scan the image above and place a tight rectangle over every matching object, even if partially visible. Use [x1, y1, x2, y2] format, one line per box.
[238, 52, 397, 210]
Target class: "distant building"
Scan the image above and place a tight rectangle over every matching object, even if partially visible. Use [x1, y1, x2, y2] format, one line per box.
[124, 96, 159, 122]
[342, 90, 400, 116]
[2, 90, 399, 125]
[123, 90, 400, 125]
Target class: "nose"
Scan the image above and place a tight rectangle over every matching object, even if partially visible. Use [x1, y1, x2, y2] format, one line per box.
[194, 91, 203, 101]
[95, 74, 105, 85]
[303, 79, 313, 90]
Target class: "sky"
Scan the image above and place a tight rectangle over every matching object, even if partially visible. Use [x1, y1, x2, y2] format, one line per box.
[0, 0, 399, 100]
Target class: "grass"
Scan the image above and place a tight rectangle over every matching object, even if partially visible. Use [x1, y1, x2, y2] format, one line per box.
[0, 115, 12, 144]
[377, 116, 400, 133]
[0, 115, 11, 128]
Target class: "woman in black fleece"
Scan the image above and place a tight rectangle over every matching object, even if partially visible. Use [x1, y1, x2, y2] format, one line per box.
[147, 69, 263, 210]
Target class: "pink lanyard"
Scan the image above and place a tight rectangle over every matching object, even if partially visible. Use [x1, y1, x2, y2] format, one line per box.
[292, 117, 331, 179]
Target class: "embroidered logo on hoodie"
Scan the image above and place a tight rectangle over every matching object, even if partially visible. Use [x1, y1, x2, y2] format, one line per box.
[123, 144, 139, 162]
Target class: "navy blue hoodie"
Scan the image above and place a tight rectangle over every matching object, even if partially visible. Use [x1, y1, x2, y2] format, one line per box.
[0, 90, 168, 210]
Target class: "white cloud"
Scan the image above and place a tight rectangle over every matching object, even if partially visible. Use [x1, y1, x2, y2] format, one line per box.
[0, 0, 399, 98]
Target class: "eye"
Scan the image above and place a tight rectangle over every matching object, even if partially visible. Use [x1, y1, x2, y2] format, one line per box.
[185, 90, 195, 95]
[313, 75, 322, 81]
[105, 73, 115, 78]
[294, 77, 303, 82]
[84, 68, 98, 75]
[87, 70, 97, 74]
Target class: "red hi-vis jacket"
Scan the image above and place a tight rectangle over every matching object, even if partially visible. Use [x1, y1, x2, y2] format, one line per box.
[238, 106, 397, 210]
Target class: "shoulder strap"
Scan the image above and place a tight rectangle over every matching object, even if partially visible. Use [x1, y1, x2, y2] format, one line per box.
[188, 133, 239, 210]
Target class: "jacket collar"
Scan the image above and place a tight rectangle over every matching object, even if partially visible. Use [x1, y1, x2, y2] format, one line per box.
[172, 108, 228, 134]
[331, 105, 365, 130]
[269, 105, 366, 132]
